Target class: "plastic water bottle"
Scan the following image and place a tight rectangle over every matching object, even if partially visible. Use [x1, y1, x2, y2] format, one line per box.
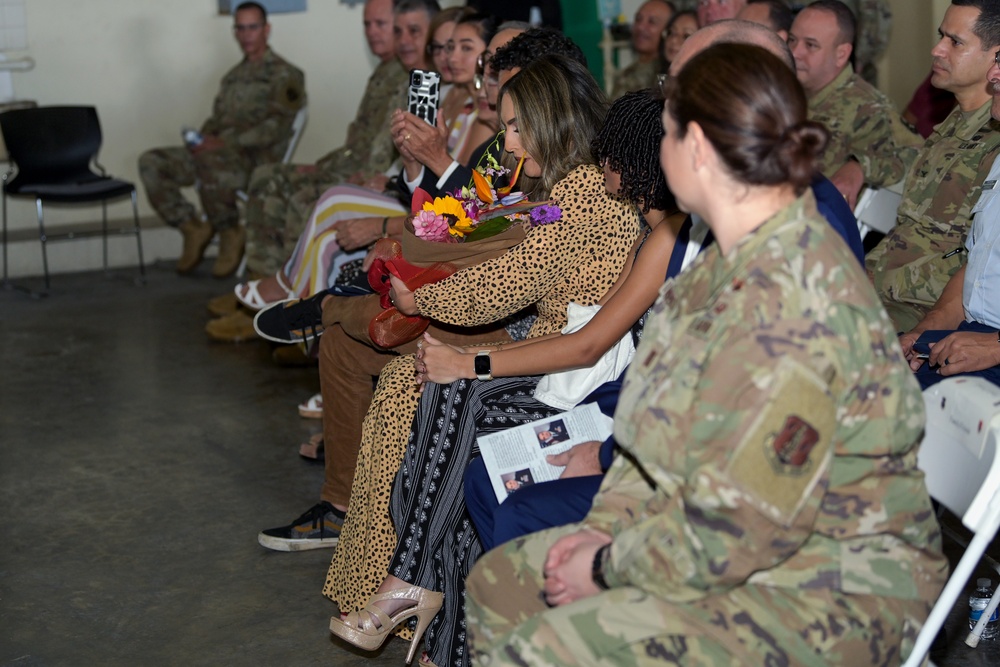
[181, 126, 203, 148]
[969, 577, 999, 639]
[598, 0, 622, 24]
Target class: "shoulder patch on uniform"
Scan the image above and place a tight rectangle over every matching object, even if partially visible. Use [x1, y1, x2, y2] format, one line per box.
[725, 357, 835, 528]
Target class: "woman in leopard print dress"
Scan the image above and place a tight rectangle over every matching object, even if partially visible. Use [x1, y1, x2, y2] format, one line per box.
[326, 64, 653, 667]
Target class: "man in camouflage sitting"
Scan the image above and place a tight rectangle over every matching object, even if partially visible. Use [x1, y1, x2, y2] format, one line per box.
[139, 1, 306, 278]
[610, 0, 674, 99]
[866, 0, 1000, 332]
[239, 0, 413, 284]
[788, 0, 921, 209]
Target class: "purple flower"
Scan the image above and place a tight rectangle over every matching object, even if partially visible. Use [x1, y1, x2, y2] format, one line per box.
[529, 204, 562, 226]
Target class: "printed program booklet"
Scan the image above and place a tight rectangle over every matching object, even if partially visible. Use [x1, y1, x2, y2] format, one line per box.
[477, 402, 614, 503]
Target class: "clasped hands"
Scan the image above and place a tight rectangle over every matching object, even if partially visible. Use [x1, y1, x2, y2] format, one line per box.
[899, 330, 1000, 376]
[542, 528, 613, 607]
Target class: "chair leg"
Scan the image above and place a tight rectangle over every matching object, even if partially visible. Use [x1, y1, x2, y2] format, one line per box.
[130, 190, 145, 283]
[101, 199, 109, 274]
[36, 197, 50, 291]
[2, 188, 8, 286]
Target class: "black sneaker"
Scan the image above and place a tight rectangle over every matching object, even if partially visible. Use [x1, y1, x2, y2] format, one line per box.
[253, 293, 326, 344]
[257, 501, 344, 551]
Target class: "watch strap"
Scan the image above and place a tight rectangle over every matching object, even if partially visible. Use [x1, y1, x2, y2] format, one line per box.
[592, 543, 611, 591]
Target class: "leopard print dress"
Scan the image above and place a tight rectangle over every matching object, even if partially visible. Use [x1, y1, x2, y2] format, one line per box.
[322, 165, 640, 645]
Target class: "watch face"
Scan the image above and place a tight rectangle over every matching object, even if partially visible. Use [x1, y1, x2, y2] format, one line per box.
[474, 352, 491, 378]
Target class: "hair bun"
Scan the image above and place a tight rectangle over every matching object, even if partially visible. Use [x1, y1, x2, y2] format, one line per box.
[776, 121, 828, 191]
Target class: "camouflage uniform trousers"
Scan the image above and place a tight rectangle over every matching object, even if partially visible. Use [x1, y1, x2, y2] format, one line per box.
[138, 145, 252, 230]
[466, 524, 925, 667]
[242, 161, 346, 276]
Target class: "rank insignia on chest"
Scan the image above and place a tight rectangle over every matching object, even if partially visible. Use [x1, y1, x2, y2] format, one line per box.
[691, 315, 714, 338]
[662, 286, 677, 308]
[765, 415, 820, 475]
[959, 142, 980, 150]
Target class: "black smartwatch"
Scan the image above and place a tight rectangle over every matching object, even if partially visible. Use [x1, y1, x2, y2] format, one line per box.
[592, 543, 611, 591]
[474, 350, 493, 381]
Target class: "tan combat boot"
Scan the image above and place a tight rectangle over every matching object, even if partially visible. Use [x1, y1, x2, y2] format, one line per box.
[176, 218, 215, 274]
[205, 309, 258, 343]
[212, 226, 246, 279]
[206, 291, 239, 318]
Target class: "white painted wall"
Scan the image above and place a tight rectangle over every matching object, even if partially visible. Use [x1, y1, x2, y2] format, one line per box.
[4, 0, 381, 237]
[0, 0, 948, 278]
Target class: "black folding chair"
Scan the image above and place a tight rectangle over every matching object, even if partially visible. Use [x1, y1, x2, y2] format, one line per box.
[1, 105, 145, 291]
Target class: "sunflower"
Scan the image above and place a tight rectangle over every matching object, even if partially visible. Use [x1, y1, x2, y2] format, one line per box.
[424, 196, 472, 229]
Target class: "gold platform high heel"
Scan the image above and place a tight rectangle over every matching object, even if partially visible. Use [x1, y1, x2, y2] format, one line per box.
[329, 586, 444, 664]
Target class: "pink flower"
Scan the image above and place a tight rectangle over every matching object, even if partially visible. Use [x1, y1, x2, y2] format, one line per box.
[412, 210, 454, 243]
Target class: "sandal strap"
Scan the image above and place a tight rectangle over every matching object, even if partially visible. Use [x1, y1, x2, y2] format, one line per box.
[298, 393, 322, 412]
[234, 280, 268, 310]
[342, 605, 394, 635]
[274, 271, 296, 299]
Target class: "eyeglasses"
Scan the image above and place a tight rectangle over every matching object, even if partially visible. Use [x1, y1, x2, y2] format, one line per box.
[233, 23, 263, 33]
[477, 52, 499, 87]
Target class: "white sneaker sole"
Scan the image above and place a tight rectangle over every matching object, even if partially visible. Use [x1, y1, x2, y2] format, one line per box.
[257, 533, 339, 552]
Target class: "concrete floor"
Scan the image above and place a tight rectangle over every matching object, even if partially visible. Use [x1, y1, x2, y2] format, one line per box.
[0, 263, 409, 666]
[1, 261, 1000, 666]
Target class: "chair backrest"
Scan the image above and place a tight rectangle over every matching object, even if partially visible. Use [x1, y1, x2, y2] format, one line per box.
[0, 105, 102, 187]
[902, 377, 1000, 667]
[919, 377, 1000, 528]
[281, 105, 308, 164]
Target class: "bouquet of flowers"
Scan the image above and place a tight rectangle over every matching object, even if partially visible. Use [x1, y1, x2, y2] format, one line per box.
[411, 155, 562, 243]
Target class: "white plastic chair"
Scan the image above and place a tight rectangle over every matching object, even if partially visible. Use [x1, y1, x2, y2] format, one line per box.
[231, 105, 307, 276]
[902, 377, 1000, 667]
[854, 179, 903, 241]
[235, 104, 307, 204]
[281, 104, 308, 164]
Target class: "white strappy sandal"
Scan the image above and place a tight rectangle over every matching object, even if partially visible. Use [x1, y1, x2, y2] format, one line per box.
[234, 272, 295, 311]
[298, 393, 323, 419]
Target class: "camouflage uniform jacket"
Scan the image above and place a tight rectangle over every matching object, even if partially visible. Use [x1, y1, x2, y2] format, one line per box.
[200, 48, 306, 164]
[809, 65, 921, 185]
[866, 101, 1000, 320]
[317, 58, 408, 178]
[611, 59, 660, 100]
[587, 192, 947, 606]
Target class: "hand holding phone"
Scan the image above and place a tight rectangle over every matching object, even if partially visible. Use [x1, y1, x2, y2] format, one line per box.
[408, 69, 441, 127]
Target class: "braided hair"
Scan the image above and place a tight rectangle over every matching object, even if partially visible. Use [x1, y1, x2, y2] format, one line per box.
[591, 89, 676, 214]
